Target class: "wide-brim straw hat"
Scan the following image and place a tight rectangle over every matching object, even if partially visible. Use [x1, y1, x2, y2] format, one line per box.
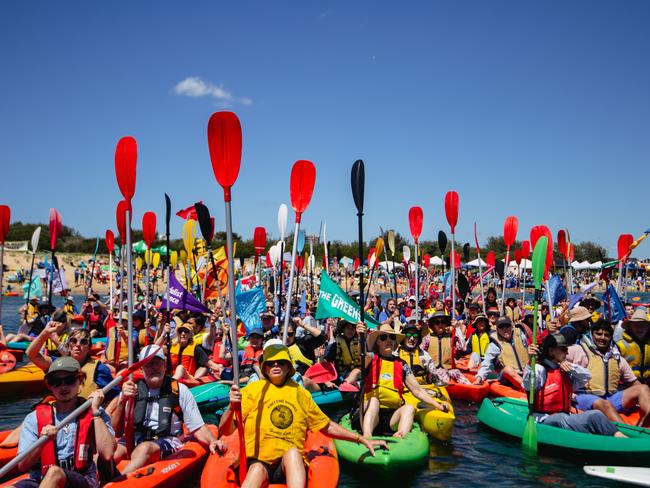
[367, 323, 405, 351]
[623, 309, 649, 328]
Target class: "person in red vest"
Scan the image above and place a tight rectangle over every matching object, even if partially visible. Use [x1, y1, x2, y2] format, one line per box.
[13, 357, 115, 488]
[523, 334, 624, 436]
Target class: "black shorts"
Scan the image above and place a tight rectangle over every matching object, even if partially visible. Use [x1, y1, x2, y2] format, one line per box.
[16, 469, 97, 488]
[246, 458, 300, 484]
[351, 408, 397, 436]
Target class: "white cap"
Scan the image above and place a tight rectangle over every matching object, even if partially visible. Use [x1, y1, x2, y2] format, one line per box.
[138, 345, 166, 362]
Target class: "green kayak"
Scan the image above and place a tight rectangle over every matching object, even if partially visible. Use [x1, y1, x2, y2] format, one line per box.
[478, 397, 650, 460]
[190, 382, 231, 413]
[334, 413, 429, 470]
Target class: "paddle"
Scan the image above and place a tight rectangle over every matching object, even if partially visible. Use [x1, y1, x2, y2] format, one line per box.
[0, 205, 9, 321]
[182, 219, 199, 298]
[164, 194, 173, 363]
[23, 226, 41, 322]
[106, 230, 115, 308]
[564, 229, 575, 295]
[277, 203, 288, 307]
[522, 235, 548, 453]
[47, 208, 62, 307]
[530, 225, 554, 318]
[501, 216, 519, 314]
[387, 229, 398, 298]
[195, 202, 224, 305]
[521, 239, 531, 305]
[87, 236, 100, 295]
[444, 191, 459, 318]
[408, 206, 423, 316]
[402, 245, 411, 282]
[115, 200, 129, 369]
[142, 212, 157, 322]
[473, 223, 486, 313]
[254, 226, 266, 289]
[351, 158, 366, 423]
[0, 346, 163, 480]
[322, 222, 329, 275]
[304, 361, 338, 384]
[282, 160, 316, 345]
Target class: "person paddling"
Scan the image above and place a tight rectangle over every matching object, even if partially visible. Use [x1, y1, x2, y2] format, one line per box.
[10, 357, 115, 488]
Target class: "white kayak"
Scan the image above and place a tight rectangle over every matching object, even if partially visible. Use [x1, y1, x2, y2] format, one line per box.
[583, 466, 650, 487]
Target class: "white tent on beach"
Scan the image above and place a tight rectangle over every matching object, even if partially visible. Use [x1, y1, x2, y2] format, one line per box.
[507, 259, 532, 270]
[467, 258, 487, 267]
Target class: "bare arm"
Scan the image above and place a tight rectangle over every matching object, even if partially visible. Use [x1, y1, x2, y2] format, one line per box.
[320, 420, 386, 455]
[404, 375, 448, 411]
[89, 391, 116, 460]
[26, 323, 59, 371]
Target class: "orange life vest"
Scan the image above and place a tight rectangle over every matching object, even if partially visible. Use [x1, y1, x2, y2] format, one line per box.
[533, 367, 573, 414]
[170, 343, 197, 375]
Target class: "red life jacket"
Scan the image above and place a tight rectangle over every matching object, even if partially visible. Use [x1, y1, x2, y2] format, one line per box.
[364, 355, 405, 399]
[211, 340, 229, 366]
[241, 345, 263, 367]
[533, 367, 573, 414]
[36, 399, 95, 475]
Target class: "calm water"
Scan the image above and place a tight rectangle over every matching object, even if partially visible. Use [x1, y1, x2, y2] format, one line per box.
[1, 294, 643, 487]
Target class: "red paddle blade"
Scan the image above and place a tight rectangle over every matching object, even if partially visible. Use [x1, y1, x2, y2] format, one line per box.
[114, 136, 137, 203]
[0, 205, 10, 244]
[452, 250, 460, 269]
[367, 247, 376, 268]
[473, 222, 481, 253]
[105, 230, 115, 254]
[618, 234, 634, 261]
[290, 160, 316, 222]
[423, 254, 431, 268]
[353, 257, 360, 271]
[254, 226, 267, 253]
[49, 208, 62, 251]
[521, 240, 531, 259]
[514, 249, 522, 265]
[296, 255, 305, 273]
[142, 212, 157, 248]
[486, 251, 495, 267]
[116, 200, 130, 243]
[557, 230, 567, 257]
[208, 111, 242, 202]
[503, 215, 518, 247]
[568, 243, 574, 262]
[408, 206, 424, 242]
[444, 191, 459, 233]
[531, 225, 553, 278]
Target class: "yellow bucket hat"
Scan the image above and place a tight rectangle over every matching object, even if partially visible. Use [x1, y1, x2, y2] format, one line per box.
[261, 343, 296, 377]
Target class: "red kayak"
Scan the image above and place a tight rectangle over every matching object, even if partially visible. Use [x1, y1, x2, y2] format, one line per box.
[446, 373, 490, 403]
[489, 381, 526, 400]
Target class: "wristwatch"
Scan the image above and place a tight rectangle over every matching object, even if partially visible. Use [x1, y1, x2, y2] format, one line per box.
[92, 411, 102, 418]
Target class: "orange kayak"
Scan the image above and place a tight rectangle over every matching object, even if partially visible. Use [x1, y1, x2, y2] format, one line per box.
[0, 363, 46, 398]
[0, 430, 18, 475]
[201, 430, 338, 488]
[488, 381, 526, 400]
[446, 373, 490, 403]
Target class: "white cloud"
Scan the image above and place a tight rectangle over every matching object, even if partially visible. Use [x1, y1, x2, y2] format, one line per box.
[173, 77, 252, 106]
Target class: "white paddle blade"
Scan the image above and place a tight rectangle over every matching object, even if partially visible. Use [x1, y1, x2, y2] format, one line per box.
[269, 243, 281, 266]
[387, 230, 396, 255]
[31, 226, 42, 254]
[277, 204, 288, 240]
[403, 245, 411, 262]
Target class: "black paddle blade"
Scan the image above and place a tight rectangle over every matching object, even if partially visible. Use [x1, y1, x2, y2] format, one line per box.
[463, 243, 470, 262]
[351, 159, 365, 215]
[438, 230, 448, 254]
[194, 202, 212, 243]
[165, 193, 171, 236]
[458, 273, 470, 299]
[336, 244, 341, 262]
[495, 260, 505, 279]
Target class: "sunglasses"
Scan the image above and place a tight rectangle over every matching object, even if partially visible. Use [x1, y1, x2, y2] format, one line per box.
[497, 324, 513, 329]
[287, 332, 295, 337]
[487, 313, 499, 317]
[69, 338, 89, 346]
[265, 360, 291, 368]
[405, 332, 419, 338]
[432, 320, 447, 325]
[177, 329, 191, 335]
[378, 334, 395, 342]
[47, 375, 78, 387]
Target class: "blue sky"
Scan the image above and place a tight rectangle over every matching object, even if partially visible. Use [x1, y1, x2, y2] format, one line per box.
[1, 1, 649, 258]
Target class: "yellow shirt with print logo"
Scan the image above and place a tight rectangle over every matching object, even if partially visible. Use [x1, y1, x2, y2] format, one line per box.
[241, 378, 330, 464]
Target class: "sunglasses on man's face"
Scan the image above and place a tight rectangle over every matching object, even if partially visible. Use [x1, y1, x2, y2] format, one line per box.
[432, 320, 447, 325]
[47, 375, 78, 387]
[287, 332, 295, 337]
[378, 334, 394, 342]
[405, 332, 419, 338]
[69, 338, 89, 346]
[178, 329, 191, 335]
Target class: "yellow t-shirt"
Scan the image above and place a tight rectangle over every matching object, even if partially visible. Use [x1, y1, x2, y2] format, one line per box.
[241, 379, 330, 464]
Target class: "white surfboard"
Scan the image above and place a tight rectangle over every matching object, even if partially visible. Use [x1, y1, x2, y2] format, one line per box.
[584, 466, 650, 487]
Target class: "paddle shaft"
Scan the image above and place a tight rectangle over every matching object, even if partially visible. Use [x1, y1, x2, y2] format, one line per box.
[356, 212, 366, 423]
[450, 233, 455, 319]
[282, 221, 301, 345]
[0, 245, 3, 321]
[144, 249, 151, 323]
[88, 237, 99, 294]
[224, 200, 240, 385]
[476, 250, 486, 314]
[109, 252, 113, 309]
[500, 248, 510, 315]
[125, 209, 134, 370]
[48, 251, 55, 306]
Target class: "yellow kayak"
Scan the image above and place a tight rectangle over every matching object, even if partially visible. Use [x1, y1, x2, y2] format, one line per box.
[0, 363, 46, 398]
[403, 385, 455, 443]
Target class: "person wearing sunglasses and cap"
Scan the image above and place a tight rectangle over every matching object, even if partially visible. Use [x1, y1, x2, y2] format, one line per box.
[617, 309, 650, 385]
[111, 345, 222, 476]
[14, 357, 115, 488]
[473, 316, 529, 387]
[221, 343, 386, 488]
[360, 323, 449, 439]
[421, 312, 471, 385]
[523, 334, 625, 437]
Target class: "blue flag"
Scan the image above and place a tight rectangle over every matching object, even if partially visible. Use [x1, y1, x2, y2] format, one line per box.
[299, 290, 307, 316]
[548, 274, 567, 306]
[235, 286, 267, 333]
[23, 276, 42, 300]
[603, 283, 626, 323]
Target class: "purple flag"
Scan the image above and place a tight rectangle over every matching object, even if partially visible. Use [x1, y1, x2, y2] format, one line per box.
[159, 272, 211, 313]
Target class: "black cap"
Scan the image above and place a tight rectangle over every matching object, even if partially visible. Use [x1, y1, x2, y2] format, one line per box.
[496, 317, 513, 328]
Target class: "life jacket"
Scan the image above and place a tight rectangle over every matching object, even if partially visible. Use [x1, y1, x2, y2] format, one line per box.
[581, 344, 621, 396]
[106, 323, 129, 365]
[86, 309, 102, 328]
[617, 332, 650, 382]
[45, 332, 68, 356]
[26, 303, 39, 322]
[427, 335, 452, 369]
[533, 365, 573, 414]
[63, 304, 76, 317]
[288, 343, 313, 370]
[241, 345, 263, 375]
[193, 332, 207, 347]
[36, 398, 94, 475]
[398, 347, 427, 379]
[78, 359, 99, 400]
[133, 377, 184, 440]
[490, 331, 529, 373]
[211, 340, 229, 366]
[335, 336, 361, 373]
[170, 342, 197, 375]
[470, 331, 490, 358]
[364, 355, 405, 409]
[138, 328, 152, 347]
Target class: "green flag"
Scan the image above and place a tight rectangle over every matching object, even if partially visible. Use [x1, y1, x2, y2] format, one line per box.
[315, 271, 380, 328]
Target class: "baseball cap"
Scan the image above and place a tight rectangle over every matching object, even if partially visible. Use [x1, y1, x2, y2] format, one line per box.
[46, 357, 80, 379]
[138, 345, 166, 362]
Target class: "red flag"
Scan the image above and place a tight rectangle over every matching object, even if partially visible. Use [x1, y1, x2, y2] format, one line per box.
[177, 202, 202, 220]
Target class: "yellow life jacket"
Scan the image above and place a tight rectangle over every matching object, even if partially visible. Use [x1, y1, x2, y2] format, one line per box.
[335, 336, 361, 373]
[63, 303, 76, 316]
[491, 331, 529, 373]
[45, 332, 69, 355]
[78, 359, 99, 400]
[427, 335, 452, 369]
[170, 342, 197, 374]
[26, 303, 39, 322]
[398, 347, 427, 380]
[193, 331, 207, 347]
[471, 332, 490, 358]
[288, 343, 313, 369]
[617, 332, 650, 382]
[581, 344, 621, 396]
[106, 327, 129, 364]
[363, 355, 405, 409]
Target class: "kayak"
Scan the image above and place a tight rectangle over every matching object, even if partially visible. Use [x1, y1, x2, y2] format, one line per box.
[488, 381, 525, 400]
[201, 429, 338, 488]
[1, 425, 218, 488]
[446, 373, 490, 403]
[7, 337, 106, 352]
[477, 397, 650, 460]
[403, 385, 455, 442]
[0, 363, 46, 397]
[334, 413, 429, 470]
[191, 382, 232, 413]
[0, 430, 18, 473]
[583, 466, 650, 487]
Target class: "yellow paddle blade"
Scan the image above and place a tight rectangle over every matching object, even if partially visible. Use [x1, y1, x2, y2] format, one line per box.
[387, 230, 395, 256]
[136, 256, 143, 271]
[170, 250, 178, 268]
[152, 252, 161, 268]
[179, 249, 188, 264]
[375, 237, 385, 259]
[144, 249, 153, 265]
[182, 219, 197, 256]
